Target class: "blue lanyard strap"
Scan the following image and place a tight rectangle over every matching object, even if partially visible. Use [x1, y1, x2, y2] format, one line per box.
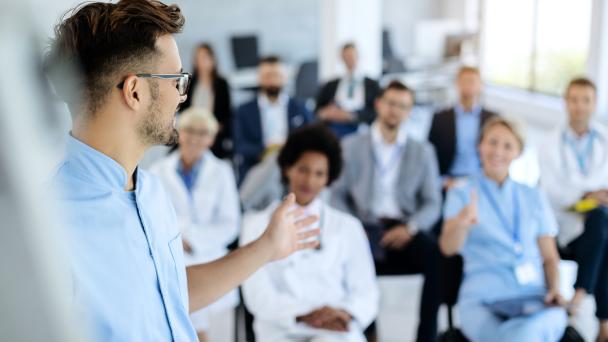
[562, 130, 595, 175]
[478, 176, 522, 255]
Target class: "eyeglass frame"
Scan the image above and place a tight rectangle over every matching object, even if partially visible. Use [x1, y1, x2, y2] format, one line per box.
[116, 72, 192, 97]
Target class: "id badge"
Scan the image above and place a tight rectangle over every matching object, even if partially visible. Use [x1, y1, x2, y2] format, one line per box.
[514, 262, 540, 285]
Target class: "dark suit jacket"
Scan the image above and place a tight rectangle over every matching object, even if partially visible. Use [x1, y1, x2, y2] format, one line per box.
[234, 97, 314, 183]
[428, 106, 498, 176]
[315, 77, 380, 125]
[182, 75, 233, 158]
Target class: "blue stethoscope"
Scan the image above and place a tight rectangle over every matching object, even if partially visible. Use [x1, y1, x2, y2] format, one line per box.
[478, 175, 523, 256]
[560, 130, 596, 176]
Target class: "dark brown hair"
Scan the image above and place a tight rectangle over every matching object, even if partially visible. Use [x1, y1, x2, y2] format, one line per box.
[193, 43, 218, 80]
[45, 0, 185, 114]
[258, 55, 282, 66]
[565, 77, 596, 97]
[377, 80, 413, 98]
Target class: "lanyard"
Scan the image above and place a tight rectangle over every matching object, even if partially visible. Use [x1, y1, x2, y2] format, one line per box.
[373, 144, 404, 176]
[478, 176, 522, 256]
[562, 130, 595, 175]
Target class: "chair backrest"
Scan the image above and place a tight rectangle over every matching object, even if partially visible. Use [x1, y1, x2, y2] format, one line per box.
[382, 29, 394, 60]
[231, 35, 259, 69]
[294, 60, 319, 102]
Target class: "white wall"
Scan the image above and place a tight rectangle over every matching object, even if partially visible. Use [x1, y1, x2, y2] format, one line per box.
[35, 0, 321, 76]
[320, 0, 382, 81]
[382, 0, 440, 59]
[175, 0, 320, 74]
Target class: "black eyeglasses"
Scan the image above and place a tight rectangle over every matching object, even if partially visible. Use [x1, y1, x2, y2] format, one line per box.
[117, 72, 191, 96]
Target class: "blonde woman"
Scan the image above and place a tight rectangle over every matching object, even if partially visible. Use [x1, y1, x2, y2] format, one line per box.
[440, 117, 567, 341]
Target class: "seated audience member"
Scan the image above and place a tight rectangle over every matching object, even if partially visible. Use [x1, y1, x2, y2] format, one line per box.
[428, 66, 498, 190]
[330, 81, 442, 342]
[539, 78, 608, 341]
[440, 117, 567, 342]
[150, 107, 240, 342]
[234, 56, 314, 182]
[241, 124, 379, 342]
[181, 43, 234, 159]
[315, 42, 380, 138]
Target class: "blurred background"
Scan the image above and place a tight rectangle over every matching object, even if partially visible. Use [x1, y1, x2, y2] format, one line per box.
[1, 0, 606, 341]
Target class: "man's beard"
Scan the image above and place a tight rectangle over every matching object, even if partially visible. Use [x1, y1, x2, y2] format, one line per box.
[137, 97, 179, 147]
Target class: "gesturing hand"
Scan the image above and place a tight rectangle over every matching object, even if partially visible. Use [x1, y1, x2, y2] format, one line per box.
[456, 189, 478, 230]
[261, 193, 320, 261]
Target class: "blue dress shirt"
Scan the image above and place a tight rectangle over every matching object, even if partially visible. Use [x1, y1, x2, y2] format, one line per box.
[53, 135, 197, 341]
[448, 104, 483, 177]
[177, 157, 203, 195]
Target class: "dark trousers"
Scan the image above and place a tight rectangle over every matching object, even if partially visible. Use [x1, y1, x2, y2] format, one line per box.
[367, 230, 441, 342]
[568, 207, 608, 319]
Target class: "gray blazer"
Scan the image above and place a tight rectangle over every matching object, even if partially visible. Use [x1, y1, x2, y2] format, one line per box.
[330, 130, 442, 232]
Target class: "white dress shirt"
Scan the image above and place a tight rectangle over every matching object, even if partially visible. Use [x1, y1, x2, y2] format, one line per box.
[191, 82, 214, 112]
[335, 71, 365, 113]
[240, 199, 379, 342]
[258, 92, 289, 146]
[370, 122, 408, 219]
[539, 121, 608, 245]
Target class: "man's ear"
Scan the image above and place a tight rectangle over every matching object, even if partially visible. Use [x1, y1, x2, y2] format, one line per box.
[121, 75, 141, 111]
[374, 97, 381, 112]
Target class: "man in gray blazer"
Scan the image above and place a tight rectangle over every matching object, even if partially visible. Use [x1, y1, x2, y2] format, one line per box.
[330, 81, 442, 342]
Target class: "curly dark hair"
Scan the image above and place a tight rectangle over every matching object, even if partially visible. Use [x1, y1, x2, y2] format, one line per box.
[277, 124, 343, 187]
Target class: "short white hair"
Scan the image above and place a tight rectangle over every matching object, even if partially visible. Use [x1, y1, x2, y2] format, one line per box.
[177, 107, 219, 135]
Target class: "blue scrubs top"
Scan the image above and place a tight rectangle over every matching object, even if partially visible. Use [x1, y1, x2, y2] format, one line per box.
[443, 174, 558, 304]
[53, 135, 198, 341]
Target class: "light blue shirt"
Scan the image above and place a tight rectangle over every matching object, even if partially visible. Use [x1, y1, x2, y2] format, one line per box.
[177, 156, 203, 195]
[53, 135, 197, 341]
[448, 104, 482, 177]
[443, 174, 558, 304]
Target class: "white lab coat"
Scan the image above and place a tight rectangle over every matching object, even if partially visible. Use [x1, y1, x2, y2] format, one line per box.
[539, 122, 608, 245]
[149, 151, 240, 328]
[240, 200, 379, 342]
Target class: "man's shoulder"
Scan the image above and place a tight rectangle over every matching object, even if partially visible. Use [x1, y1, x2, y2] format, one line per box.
[52, 160, 109, 200]
[342, 130, 370, 148]
[236, 98, 259, 116]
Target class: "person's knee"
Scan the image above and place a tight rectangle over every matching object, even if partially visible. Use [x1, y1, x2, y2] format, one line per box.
[586, 208, 608, 241]
[534, 308, 567, 340]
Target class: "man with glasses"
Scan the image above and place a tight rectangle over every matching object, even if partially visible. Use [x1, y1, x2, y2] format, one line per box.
[46, 1, 318, 341]
[330, 81, 443, 342]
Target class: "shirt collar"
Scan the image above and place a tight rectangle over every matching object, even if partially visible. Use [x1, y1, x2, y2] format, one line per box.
[295, 197, 322, 219]
[455, 103, 482, 117]
[564, 124, 598, 143]
[343, 69, 363, 83]
[176, 152, 206, 176]
[258, 92, 289, 108]
[479, 172, 513, 195]
[371, 121, 407, 147]
[65, 134, 130, 190]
